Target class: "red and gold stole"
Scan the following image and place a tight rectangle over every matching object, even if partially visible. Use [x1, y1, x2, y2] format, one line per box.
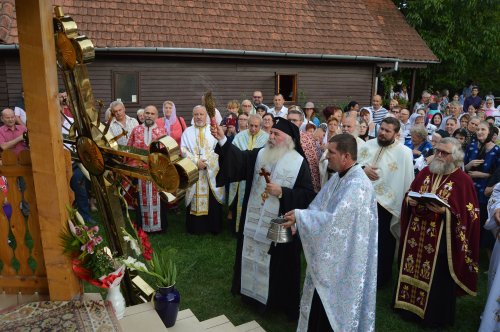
[395, 167, 480, 318]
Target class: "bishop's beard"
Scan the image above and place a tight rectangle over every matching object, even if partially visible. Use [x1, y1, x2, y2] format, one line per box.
[428, 158, 455, 175]
[261, 138, 295, 166]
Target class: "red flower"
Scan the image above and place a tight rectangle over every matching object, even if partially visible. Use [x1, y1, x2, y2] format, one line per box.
[137, 228, 153, 261]
[100, 271, 124, 286]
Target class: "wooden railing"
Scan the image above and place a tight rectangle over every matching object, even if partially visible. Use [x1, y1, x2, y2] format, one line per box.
[0, 150, 47, 294]
[0, 149, 74, 294]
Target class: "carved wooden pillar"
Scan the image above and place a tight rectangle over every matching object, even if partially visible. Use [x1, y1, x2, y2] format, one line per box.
[15, 0, 81, 300]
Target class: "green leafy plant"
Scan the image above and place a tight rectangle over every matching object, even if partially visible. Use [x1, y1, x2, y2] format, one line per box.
[150, 248, 177, 287]
[119, 196, 177, 288]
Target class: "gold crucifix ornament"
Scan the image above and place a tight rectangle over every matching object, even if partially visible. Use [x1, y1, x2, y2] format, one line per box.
[53, 6, 199, 304]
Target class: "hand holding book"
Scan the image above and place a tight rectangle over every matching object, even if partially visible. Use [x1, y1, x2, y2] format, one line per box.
[408, 191, 450, 209]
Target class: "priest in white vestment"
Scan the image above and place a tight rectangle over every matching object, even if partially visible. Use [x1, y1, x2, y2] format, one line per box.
[284, 134, 378, 332]
[357, 117, 414, 288]
[229, 115, 268, 232]
[181, 105, 225, 234]
[480, 183, 500, 331]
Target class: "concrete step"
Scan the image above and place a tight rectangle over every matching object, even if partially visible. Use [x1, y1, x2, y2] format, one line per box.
[235, 320, 266, 332]
[169, 308, 204, 332]
[200, 314, 239, 332]
[121, 302, 168, 332]
[0, 292, 49, 311]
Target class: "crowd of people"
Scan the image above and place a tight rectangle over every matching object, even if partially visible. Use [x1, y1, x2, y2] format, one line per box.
[2, 84, 500, 331]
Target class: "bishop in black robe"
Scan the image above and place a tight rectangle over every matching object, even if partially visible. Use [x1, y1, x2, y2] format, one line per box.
[214, 118, 316, 320]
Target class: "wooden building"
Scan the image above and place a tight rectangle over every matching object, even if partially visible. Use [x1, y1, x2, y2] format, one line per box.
[0, 0, 438, 119]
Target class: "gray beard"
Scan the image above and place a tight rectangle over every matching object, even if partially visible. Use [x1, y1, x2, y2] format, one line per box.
[261, 142, 292, 166]
[144, 118, 154, 127]
[428, 158, 455, 175]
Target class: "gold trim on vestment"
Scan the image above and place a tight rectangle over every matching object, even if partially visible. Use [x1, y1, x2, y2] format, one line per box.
[190, 174, 209, 216]
[394, 212, 444, 318]
[207, 174, 224, 205]
[445, 208, 477, 296]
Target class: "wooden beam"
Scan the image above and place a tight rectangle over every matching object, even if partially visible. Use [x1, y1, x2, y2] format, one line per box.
[0, 275, 49, 290]
[14, 0, 82, 300]
[410, 69, 417, 107]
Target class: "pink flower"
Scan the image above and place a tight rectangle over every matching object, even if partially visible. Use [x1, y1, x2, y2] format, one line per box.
[80, 235, 103, 254]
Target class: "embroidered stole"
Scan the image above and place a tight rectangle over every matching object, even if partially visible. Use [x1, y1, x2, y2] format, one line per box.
[183, 126, 224, 215]
[229, 130, 269, 231]
[395, 173, 453, 318]
[240, 149, 302, 304]
[138, 179, 161, 232]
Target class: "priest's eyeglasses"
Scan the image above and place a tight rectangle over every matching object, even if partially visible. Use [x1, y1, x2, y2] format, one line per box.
[435, 148, 452, 156]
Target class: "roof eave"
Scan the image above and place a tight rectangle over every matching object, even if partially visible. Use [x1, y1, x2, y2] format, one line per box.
[0, 45, 439, 65]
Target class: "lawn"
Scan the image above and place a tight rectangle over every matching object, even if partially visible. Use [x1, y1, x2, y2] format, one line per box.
[90, 204, 488, 332]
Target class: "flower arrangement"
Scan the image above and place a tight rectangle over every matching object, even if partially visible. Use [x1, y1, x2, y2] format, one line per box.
[120, 198, 177, 288]
[60, 207, 124, 288]
[60, 196, 177, 290]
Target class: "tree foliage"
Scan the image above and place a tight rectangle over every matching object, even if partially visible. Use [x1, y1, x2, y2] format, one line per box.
[394, 0, 500, 95]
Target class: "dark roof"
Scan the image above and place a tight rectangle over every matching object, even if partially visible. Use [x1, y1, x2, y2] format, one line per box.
[1, 0, 438, 63]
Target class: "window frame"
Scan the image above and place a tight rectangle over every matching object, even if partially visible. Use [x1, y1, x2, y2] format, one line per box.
[275, 73, 298, 105]
[112, 71, 140, 106]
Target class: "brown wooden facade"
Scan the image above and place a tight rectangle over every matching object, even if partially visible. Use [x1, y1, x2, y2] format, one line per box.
[1, 52, 376, 120]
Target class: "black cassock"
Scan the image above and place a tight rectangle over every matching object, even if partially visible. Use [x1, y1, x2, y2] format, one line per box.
[215, 141, 316, 320]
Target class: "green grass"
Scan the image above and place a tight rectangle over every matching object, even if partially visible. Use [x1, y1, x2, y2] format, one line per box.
[87, 206, 488, 332]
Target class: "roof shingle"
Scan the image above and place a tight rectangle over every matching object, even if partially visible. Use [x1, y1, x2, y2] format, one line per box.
[1, 0, 438, 63]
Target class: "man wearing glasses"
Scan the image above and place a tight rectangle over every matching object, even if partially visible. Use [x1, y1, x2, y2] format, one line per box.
[395, 137, 479, 329]
[390, 106, 402, 120]
[252, 90, 269, 111]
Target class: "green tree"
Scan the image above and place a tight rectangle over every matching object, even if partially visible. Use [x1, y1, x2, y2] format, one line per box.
[394, 0, 500, 95]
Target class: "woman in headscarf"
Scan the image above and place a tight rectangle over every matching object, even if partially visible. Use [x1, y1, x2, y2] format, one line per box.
[484, 98, 496, 116]
[358, 119, 373, 141]
[156, 101, 186, 145]
[409, 113, 425, 128]
[359, 108, 374, 137]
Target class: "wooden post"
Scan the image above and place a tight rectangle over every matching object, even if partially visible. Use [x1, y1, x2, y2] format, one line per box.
[410, 68, 417, 107]
[15, 0, 81, 300]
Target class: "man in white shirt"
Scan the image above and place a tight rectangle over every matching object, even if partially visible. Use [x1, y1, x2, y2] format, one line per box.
[400, 108, 411, 144]
[268, 94, 288, 118]
[108, 101, 139, 146]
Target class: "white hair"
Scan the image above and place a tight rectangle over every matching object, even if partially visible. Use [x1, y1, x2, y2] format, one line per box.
[261, 135, 295, 165]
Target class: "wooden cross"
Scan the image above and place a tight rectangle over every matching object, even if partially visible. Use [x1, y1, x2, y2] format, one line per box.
[259, 168, 271, 203]
[259, 168, 271, 183]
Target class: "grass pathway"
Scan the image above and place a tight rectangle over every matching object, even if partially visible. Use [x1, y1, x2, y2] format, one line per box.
[90, 207, 488, 331]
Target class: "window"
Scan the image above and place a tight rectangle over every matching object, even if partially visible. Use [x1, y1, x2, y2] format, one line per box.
[275, 73, 297, 104]
[113, 71, 139, 104]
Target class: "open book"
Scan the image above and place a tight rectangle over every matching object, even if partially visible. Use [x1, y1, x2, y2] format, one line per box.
[408, 191, 450, 208]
